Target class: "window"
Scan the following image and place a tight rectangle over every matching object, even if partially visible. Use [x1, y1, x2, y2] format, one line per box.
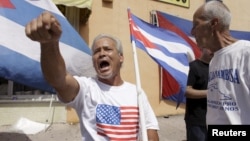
[0, 77, 55, 102]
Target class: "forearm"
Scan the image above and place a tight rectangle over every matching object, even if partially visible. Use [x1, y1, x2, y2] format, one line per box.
[25, 11, 78, 101]
[147, 129, 159, 141]
[40, 42, 67, 89]
[185, 87, 207, 99]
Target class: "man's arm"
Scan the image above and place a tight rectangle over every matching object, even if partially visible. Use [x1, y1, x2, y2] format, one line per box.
[25, 11, 79, 102]
[185, 86, 207, 99]
[147, 129, 159, 141]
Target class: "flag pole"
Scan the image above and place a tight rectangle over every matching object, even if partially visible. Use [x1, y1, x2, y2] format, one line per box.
[131, 40, 148, 141]
[128, 8, 148, 141]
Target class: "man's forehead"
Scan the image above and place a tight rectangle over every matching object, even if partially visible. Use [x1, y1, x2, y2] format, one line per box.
[94, 38, 115, 48]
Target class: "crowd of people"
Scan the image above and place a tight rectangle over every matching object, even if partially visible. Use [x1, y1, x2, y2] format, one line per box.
[23, 0, 250, 140]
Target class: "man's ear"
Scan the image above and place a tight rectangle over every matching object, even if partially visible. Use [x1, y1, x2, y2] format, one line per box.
[210, 18, 219, 28]
[119, 53, 124, 63]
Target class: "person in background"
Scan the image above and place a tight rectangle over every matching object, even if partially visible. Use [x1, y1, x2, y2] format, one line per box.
[185, 48, 213, 141]
[191, 1, 250, 125]
[25, 11, 159, 141]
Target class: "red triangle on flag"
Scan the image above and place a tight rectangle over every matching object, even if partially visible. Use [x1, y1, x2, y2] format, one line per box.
[0, 0, 15, 9]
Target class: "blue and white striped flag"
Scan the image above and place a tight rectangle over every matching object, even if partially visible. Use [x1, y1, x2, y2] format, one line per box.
[128, 10, 195, 107]
[154, 10, 250, 105]
[0, 0, 95, 93]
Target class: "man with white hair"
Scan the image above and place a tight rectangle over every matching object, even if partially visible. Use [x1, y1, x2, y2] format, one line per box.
[191, 0, 250, 125]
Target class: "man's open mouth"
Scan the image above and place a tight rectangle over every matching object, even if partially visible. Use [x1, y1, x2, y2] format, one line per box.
[99, 60, 110, 69]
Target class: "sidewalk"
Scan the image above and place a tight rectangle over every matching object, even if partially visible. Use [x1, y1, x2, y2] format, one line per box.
[0, 114, 186, 141]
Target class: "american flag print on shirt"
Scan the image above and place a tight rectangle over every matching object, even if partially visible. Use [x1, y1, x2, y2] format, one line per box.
[96, 104, 139, 141]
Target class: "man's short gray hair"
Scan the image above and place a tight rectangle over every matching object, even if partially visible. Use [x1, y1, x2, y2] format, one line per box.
[203, 1, 231, 30]
[91, 33, 123, 56]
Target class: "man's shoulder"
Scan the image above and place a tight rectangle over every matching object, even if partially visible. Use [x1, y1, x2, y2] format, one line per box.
[74, 75, 97, 83]
[123, 81, 136, 88]
[235, 40, 250, 47]
[189, 59, 201, 66]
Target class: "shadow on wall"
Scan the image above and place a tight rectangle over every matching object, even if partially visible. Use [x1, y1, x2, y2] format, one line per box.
[0, 132, 32, 141]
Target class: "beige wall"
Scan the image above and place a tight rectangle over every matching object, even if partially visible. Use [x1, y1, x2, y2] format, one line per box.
[79, 0, 250, 116]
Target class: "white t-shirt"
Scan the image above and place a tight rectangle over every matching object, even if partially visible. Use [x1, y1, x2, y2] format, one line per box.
[66, 76, 159, 141]
[207, 40, 250, 125]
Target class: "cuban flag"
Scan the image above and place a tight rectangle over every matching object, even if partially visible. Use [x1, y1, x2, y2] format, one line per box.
[96, 104, 139, 140]
[154, 10, 250, 104]
[155, 10, 250, 41]
[0, 0, 95, 93]
[153, 10, 201, 104]
[128, 9, 196, 107]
